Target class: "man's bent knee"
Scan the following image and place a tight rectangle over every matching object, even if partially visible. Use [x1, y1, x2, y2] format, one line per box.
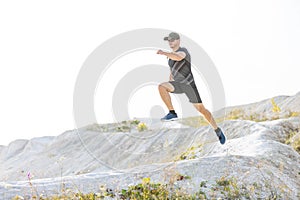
[158, 82, 174, 93]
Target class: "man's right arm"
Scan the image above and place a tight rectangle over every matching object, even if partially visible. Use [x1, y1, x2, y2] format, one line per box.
[169, 72, 174, 81]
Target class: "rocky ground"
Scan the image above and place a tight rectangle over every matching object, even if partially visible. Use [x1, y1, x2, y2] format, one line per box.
[0, 92, 300, 199]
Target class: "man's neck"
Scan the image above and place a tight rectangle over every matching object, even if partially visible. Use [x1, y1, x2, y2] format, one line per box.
[172, 46, 180, 52]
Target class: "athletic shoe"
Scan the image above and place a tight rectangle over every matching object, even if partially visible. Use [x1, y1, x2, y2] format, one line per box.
[161, 112, 178, 121]
[215, 127, 226, 145]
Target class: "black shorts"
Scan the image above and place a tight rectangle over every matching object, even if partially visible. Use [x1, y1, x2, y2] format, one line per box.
[169, 81, 202, 103]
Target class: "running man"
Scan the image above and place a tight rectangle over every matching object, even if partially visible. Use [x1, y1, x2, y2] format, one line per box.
[157, 32, 226, 144]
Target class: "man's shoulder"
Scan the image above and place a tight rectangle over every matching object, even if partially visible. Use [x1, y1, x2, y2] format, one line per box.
[178, 47, 189, 54]
[179, 46, 188, 50]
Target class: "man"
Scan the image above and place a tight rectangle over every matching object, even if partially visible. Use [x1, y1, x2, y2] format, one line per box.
[157, 32, 226, 145]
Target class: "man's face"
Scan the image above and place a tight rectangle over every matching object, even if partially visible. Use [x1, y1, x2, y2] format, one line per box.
[168, 39, 180, 48]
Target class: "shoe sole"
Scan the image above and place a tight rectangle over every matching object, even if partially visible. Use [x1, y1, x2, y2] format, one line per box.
[161, 117, 179, 122]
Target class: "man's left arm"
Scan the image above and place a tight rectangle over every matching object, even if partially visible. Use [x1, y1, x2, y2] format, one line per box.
[157, 50, 186, 61]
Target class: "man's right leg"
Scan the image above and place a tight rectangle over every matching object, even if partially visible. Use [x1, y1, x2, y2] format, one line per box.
[158, 82, 179, 121]
[158, 82, 175, 110]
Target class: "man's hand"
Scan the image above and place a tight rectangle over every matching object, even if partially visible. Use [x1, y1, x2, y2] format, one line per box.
[157, 49, 165, 55]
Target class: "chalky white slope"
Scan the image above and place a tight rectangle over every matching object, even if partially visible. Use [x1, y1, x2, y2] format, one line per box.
[0, 92, 300, 199]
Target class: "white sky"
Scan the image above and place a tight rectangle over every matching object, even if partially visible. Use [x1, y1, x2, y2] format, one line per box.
[0, 0, 299, 145]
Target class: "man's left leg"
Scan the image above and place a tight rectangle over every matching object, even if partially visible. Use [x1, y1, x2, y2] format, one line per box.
[181, 83, 226, 144]
[193, 103, 226, 145]
[192, 103, 218, 129]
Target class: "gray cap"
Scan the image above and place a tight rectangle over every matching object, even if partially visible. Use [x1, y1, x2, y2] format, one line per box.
[163, 32, 180, 41]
